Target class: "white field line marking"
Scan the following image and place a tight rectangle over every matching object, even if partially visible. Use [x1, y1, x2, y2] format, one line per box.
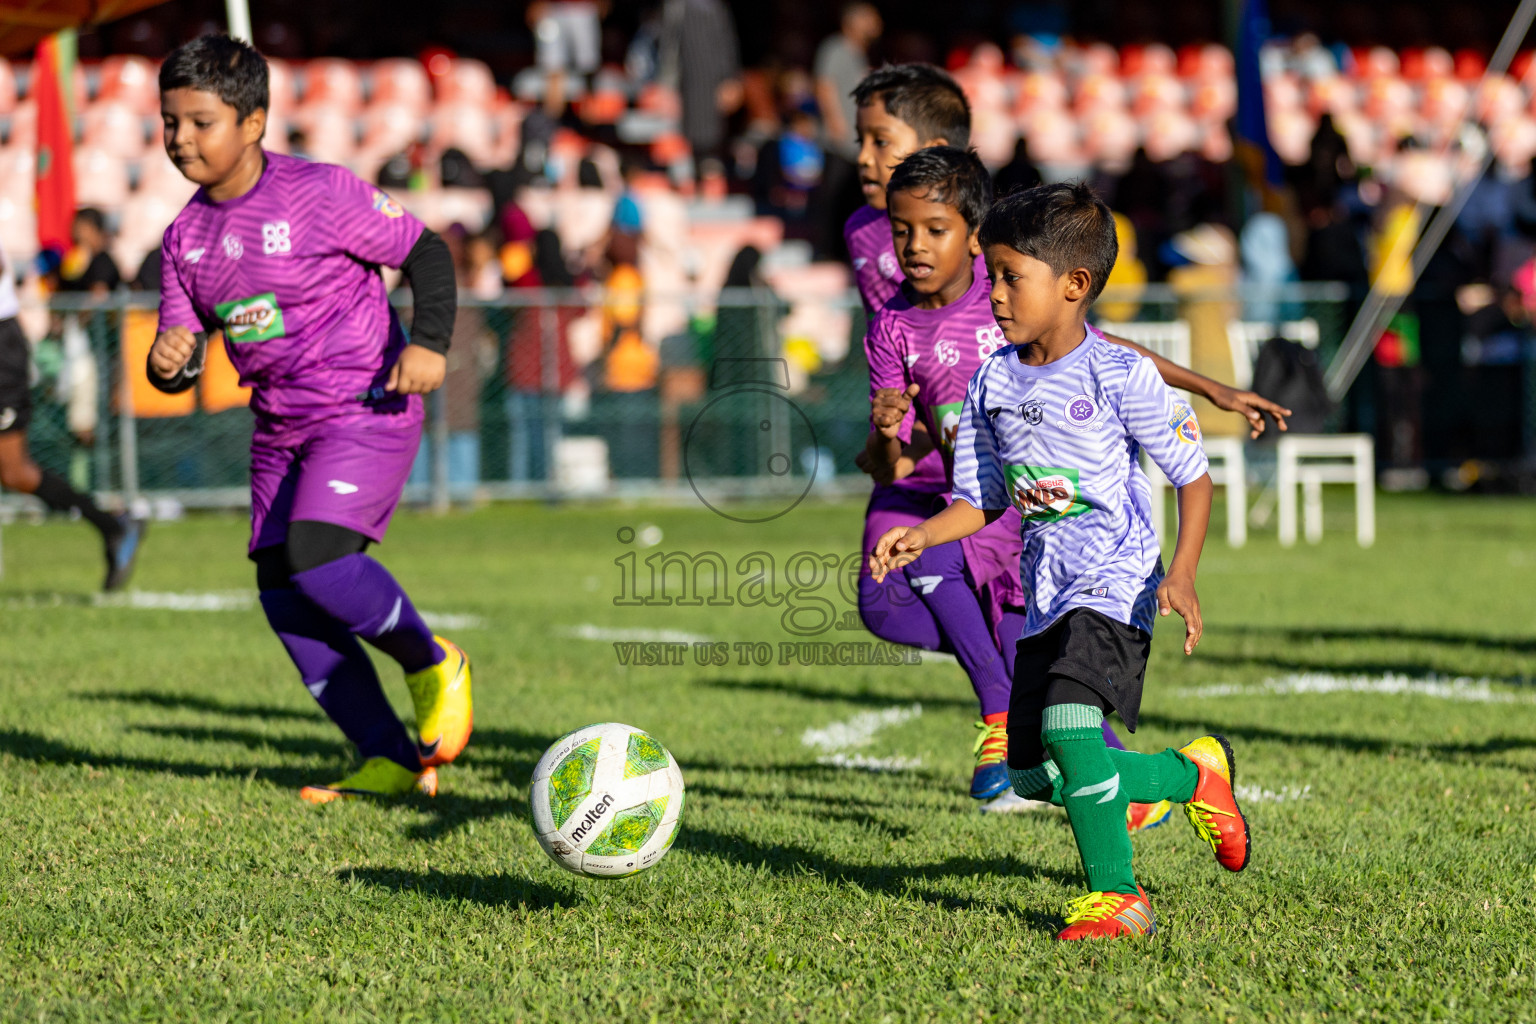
[557, 624, 712, 644]
[1173, 672, 1536, 704]
[1235, 783, 1313, 804]
[801, 703, 924, 771]
[94, 591, 255, 611]
[10, 589, 486, 628]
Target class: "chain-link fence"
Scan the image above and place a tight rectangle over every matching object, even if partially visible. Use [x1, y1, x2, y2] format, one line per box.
[4, 283, 1352, 516]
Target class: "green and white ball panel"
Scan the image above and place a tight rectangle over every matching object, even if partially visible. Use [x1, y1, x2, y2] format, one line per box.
[529, 723, 685, 878]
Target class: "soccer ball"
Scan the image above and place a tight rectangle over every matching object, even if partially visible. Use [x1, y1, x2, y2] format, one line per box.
[529, 722, 685, 878]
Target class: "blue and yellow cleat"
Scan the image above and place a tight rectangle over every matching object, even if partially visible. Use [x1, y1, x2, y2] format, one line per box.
[404, 635, 473, 767]
[1127, 799, 1174, 834]
[971, 719, 1011, 799]
[103, 515, 145, 592]
[299, 757, 437, 804]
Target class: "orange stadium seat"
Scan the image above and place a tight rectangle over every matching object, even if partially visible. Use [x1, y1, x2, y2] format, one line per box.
[73, 147, 131, 211]
[436, 59, 496, 107]
[266, 58, 296, 117]
[290, 104, 358, 165]
[0, 59, 16, 115]
[7, 98, 36, 151]
[81, 100, 148, 159]
[302, 58, 364, 114]
[96, 55, 159, 115]
[369, 58, 432, 114]
[429, 102, 497, 166]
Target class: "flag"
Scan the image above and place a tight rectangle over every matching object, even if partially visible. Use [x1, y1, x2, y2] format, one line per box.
[35, 29, 77, 254]
[1233, 0, 1283, 188]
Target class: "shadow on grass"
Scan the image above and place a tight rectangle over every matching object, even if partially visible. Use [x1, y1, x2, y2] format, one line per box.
[336, 866, 578, 910]
[701, 676, 975, 710]
[132, 723, 340, 759]
[1218, 623, 1536, 655]
[1138, 711, 1536, 761]
[77, 689, 318, 722]
[1189, 650, 1533, 683]
[0, 726, 319, 789]
[675, 823, 1068, 924]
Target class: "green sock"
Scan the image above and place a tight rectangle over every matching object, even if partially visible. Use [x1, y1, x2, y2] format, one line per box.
[1106, 748, 1200, 803]
[1043, 704, 1137, 895]
[1008, 748, 1198, 807]
[1006, 761, 1062, 804]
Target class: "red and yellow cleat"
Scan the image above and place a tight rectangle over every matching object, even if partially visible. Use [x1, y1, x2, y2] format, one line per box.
[299, 757, 438, 805]
[405, 635, 473, 767]
[1127, 799, 1174, 834]
[1178, 734, 1250, 872]
[1056, 887, 1157, 940]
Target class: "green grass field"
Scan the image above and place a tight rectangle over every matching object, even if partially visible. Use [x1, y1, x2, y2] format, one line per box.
[3, 492, 1535, 1022]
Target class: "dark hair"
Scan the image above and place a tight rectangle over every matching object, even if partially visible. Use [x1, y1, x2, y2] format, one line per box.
[885, 146, 992, 231]
[979, 182, 1119, 304]
[159, 33, 269, 121]
[73, 207, 107, 233]
[852, 63, 970, 149]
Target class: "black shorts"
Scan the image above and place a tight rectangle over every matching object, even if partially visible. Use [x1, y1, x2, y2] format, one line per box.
[0, 317, 31, 435]
[1007, 608, 1151, 768]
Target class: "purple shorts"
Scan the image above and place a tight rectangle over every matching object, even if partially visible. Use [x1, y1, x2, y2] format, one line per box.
[248, 405, 423, 555]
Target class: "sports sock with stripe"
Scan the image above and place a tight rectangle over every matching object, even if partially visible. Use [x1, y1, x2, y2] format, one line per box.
[260, 588, 421, 771]
[1011, 748, 1199, 806]
[1043, 703, 1138, 895]
[292, 553, 443, 672]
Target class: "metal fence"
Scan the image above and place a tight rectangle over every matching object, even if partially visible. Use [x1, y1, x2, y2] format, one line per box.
[3, 283, 1352, 517]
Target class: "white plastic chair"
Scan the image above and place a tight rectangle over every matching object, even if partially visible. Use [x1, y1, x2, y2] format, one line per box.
[1224, 318, 1319, 389]
[1276, 434, 1375, 547]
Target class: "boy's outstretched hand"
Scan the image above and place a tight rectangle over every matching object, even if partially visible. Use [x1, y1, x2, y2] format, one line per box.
[868, 525, 928, 582]
[387, 344, 447, 395]
[871, 383, 920, 438]
[1157, 571, 1203, 655]
[1206, 383, 1292, 439]
[148, 325, 198, 380]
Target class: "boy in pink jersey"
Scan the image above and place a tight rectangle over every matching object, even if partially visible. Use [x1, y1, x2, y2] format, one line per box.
[862, 148, 1167, 829]
[146, 35, 472, 804]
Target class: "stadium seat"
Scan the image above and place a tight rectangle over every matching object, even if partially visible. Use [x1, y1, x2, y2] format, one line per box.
[96, 55, 159, 115]
[73, 147, 132, 211]
[0, 190, 37, 266]
[266, 58, 297, 117]
[82, 100, 149, 159]
[369, 58, 433, 114]
[359, 102, 424, 158]
[290, 104, 358, 166]
[429, 102, 497, 167]
[1224, 319, 1320, 391]
[0, 59, 16, 115]
[301, 58, 364, 114]
[436, 59, 497, 107]
[135, 155, 199, 205]
[116, 193, 185, 270]
[6, 98, 36, 151]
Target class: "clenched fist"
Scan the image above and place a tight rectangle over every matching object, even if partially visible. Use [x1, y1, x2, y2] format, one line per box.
[148, 325, 199, 380]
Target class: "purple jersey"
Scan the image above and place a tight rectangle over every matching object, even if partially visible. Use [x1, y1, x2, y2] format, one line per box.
[157, 153, 426, 429]
[845, 204, 906, 316]
[866, 268, 1024, 604]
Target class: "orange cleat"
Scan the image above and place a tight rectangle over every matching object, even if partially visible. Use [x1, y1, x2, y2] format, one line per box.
[1178, 734, 1250, 872]
[1056, 887, 1157, 940]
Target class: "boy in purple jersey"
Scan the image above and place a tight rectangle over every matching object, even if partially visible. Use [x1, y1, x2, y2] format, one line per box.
[861, 148, 1169, 829]
[872, 184, 1250, 940]
[145, 35, 472, 804]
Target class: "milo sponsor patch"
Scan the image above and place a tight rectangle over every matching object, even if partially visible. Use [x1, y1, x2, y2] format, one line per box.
[214, 292, 286, 344]
[932, 401, 964, 454]
[1004, 464, 1092, 521]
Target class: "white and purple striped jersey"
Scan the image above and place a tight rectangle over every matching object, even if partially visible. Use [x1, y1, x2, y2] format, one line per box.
[951, 325, 1209, 638]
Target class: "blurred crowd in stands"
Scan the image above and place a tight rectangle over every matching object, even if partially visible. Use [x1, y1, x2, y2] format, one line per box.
[4, 0, 1536, 479]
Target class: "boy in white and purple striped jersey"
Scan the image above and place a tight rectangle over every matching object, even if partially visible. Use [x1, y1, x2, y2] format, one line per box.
[870, 183, 1252, 940]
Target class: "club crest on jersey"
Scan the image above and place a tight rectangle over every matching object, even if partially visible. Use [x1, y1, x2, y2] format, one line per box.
[932, 401, 964, 453]
[1169, 399, 1202, 444]
[1057, 392, 1105, 433]
[371, 190, 405, 219]
[1021, 399, 1044, 425]
[933, 339, 960, 367]
[221, 233, 243, 260]
[1004, 465, 1092, 521]
[214, 292, 286, 344]
[877, 251, 899, 279]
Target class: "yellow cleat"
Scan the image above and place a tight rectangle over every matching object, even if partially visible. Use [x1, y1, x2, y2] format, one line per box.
[1179, 734, 1235, 785]
[299, 757, 438, 804]
[404, 635, 473, 766]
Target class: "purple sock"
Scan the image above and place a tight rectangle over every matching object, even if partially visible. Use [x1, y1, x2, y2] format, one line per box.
[260, 589, 420, 771]
[858, 573, 949, 652]
[902, 541, 1011, 717]
[290, 553, 443, 673]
